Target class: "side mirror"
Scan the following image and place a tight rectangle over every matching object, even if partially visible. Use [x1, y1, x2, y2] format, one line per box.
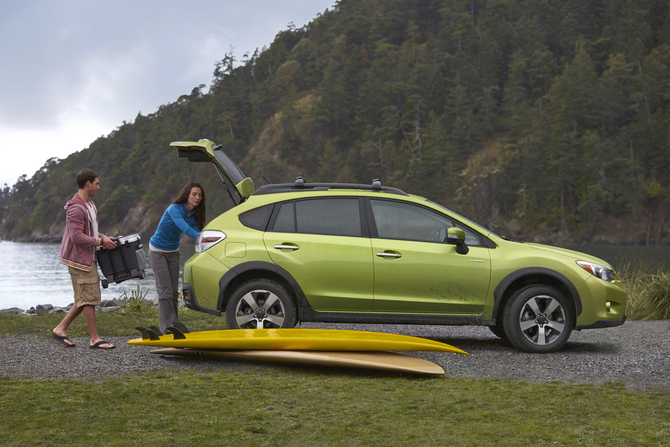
[446, 227, 469, 255]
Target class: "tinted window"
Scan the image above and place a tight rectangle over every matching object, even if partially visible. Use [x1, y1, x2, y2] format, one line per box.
[239, 205, 273, 231]
[296, 199, 361, 237]
[273, 203, 296, 233]
[371, 200, 481, 245]
[271, 198, 362, 237]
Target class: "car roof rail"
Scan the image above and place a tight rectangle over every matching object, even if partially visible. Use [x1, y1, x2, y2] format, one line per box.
[253, 177, 408, 196]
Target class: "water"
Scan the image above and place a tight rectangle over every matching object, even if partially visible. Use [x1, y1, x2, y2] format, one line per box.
[0, 240, 194, 311]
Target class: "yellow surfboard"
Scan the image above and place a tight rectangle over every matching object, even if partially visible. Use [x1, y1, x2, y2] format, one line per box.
[128, 328, 468, 355]
[150, 348, 446, 375]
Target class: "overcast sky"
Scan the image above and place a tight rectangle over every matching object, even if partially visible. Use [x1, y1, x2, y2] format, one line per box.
[0, 0, 334, 189]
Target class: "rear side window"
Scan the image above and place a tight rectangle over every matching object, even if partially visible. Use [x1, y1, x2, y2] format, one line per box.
[270, 198, 362, 237]
[239, 205, 273, 231]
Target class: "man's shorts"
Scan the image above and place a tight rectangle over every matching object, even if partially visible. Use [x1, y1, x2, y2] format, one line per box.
[68, 261, 101, 307]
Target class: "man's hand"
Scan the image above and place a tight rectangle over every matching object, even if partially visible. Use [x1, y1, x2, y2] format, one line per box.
[102, 236, 117, 250]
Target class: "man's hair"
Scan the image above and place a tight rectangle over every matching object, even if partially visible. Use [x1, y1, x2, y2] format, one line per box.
[76, 169, 99, 189]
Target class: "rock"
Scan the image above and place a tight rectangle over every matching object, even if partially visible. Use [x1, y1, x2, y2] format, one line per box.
[35, 304, 54, 315]
[24, 307, 36, 315]
[0, 307, 23, 315]
[101, 306, 121, 312]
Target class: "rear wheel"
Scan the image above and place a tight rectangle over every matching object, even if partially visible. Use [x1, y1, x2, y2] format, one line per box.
[502, 285, 573, 353]
[225, 279, 297, 329]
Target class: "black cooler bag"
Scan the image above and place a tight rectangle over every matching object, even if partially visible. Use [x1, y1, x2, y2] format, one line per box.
[96, 233, 146, 288]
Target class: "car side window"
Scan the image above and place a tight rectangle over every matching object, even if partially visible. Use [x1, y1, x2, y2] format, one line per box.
[370, 200, 481, 246]
[273, 202, 296, 232]
[271, 198, 362, 237]
[239, 204, 273, 231]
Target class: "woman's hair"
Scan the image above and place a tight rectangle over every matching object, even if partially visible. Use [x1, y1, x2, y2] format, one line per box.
[173, 182, 206, 230]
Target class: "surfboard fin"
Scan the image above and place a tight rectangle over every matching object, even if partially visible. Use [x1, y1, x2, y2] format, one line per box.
[165, 326, 187, 340]
[135, 326, 161, 341]
[171, 321, 191, 333]
[148, 326, 162, 335]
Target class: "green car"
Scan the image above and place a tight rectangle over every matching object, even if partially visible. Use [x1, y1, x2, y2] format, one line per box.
[173, 139, 627, 353]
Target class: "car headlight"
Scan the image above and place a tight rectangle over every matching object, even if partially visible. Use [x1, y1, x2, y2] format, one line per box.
[576, 261, 616, 282]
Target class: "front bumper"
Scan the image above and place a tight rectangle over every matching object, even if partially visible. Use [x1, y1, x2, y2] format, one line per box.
[576, 314, 626, 330]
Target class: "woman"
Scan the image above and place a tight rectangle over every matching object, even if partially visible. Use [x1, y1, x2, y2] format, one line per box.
[149, 182, 206, 333]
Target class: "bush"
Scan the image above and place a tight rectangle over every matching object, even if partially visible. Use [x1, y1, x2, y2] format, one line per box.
[119, 285, 150, 312]
[618, 258, 670, 320]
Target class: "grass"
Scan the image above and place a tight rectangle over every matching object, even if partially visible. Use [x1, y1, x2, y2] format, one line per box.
[1, 280, 669, 445]
[0, 371, 668, 446]
[0, 305, 225, 337]
[618, 257, 670, 320]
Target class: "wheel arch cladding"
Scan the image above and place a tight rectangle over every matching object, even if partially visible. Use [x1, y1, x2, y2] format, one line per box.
[492, 268, 582, 323]
[217, 261, 304, 311]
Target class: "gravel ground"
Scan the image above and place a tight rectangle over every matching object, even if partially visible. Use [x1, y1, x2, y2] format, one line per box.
[1, 320, 668, 389]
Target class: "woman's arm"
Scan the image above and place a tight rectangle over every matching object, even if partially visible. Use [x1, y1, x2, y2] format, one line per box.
[167, 205, 200, 240]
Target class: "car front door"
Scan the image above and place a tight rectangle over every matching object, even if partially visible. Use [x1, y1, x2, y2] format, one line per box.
[369, 199, 491, 314]
[263, 197, 374, 311]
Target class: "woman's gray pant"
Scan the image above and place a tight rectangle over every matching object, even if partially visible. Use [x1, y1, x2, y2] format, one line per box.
[149, 249, 181, 334]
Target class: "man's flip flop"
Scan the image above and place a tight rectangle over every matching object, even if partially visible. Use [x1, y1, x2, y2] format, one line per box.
[51, 333, 75, 347]
[90, 340, 115, 349]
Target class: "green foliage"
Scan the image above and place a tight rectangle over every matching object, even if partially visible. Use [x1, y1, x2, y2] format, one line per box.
[119, 285, 150, 313]
[619, 258, 670, 320]
[2, 0, 670, 244]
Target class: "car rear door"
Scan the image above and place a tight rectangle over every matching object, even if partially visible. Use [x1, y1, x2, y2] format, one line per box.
[263, 197, 374, 311]
[171, 139, 254, 204]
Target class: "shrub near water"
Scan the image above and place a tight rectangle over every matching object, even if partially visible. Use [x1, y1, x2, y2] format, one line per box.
[119, 285, 151, 312]
[618, 258, 670, 320]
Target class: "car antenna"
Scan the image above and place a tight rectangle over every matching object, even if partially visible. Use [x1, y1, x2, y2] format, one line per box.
[262, 175, 271, 185]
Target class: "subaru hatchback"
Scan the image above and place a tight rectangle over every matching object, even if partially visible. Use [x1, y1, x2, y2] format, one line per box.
[173, 139, 627, 353]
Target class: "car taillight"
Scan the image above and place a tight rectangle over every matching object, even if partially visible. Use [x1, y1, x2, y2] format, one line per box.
[196, 230, 226, 253]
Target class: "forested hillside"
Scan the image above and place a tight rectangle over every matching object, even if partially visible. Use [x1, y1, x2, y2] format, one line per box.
[2, 0, 670, 246]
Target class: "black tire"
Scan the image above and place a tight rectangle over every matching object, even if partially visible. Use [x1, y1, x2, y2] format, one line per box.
[488, 324, 507, 340]
[502, 285, 573, 353]
[225, 279, 297, 330]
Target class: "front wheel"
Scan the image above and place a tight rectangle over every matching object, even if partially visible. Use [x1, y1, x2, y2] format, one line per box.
[502, 285, 573, 353]
[225, 279, 297, 329]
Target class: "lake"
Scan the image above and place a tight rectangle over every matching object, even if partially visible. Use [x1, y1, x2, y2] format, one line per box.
[0, 240, 194, 311]
[0, 240, 668, 311]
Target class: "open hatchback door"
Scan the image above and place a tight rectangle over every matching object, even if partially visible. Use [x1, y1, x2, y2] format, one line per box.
[171, 139, 254, 205]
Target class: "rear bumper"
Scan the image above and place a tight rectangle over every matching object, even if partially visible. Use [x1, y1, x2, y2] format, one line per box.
[576, 314, 626, 330]
[182, 284, 221, 316]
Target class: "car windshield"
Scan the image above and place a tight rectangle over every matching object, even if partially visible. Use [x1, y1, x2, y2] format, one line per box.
[426, 200, 500, 238]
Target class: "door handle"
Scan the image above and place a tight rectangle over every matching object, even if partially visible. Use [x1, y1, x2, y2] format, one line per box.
[376, 252, 401, 259]
[274, 244, 299, 251]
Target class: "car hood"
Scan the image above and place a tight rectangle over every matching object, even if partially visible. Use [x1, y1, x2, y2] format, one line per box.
[171, 139, 254, 203]
[524, 243, 614, 269]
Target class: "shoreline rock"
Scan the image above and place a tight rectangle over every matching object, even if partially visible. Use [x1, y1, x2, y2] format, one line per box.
[0, 298, 185, 316]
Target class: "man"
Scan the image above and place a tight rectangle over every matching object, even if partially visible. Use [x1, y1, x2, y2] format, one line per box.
[52, 169, 117, 349]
